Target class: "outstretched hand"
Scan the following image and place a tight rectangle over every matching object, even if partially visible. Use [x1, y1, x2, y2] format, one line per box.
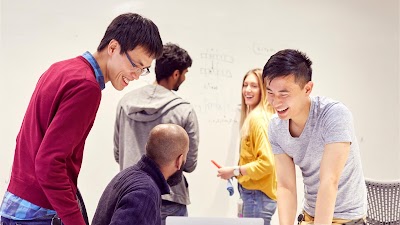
[217, 167, 234, 180]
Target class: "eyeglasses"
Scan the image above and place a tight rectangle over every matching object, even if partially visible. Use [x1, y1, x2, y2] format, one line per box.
[125, 53, 150, 76]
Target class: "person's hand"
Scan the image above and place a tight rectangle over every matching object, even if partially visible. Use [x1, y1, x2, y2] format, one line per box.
[217, 167, 234, 180]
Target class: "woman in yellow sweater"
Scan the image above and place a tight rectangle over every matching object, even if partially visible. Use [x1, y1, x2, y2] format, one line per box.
[218, 68, 277, 225]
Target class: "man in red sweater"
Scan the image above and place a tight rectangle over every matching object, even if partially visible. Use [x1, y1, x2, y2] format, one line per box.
[0, 13, 162, 225]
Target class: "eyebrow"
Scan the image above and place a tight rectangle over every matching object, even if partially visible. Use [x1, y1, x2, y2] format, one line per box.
[136, 59, 145, 67]
[138, 61, 152, 70]
[266, 87, 290, 93]
[129, 54, 147, 68]
[244, 81, 258, 85]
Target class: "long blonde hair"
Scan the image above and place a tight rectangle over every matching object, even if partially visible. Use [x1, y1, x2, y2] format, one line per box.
[240, 68, 275, 137]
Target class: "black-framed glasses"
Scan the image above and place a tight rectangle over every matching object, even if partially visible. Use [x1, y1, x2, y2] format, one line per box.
[125, 53, 150, 76]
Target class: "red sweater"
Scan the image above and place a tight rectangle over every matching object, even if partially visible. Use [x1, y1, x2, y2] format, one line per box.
[7, 56, 101, 225]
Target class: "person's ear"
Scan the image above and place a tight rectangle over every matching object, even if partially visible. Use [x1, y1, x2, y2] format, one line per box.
[304, 81, 313, 95]
[108, 39, 119, 55]
[173, 70, 180, 80]
[176, 154, 184, 170]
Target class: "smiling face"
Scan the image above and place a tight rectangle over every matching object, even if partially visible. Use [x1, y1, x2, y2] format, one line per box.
[242, 73, 262, 111]
[105, 41, 154, 91]
[266, 74, 313, 122]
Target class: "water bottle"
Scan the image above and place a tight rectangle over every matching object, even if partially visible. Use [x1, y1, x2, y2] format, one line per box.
[237, 198, 243, 217]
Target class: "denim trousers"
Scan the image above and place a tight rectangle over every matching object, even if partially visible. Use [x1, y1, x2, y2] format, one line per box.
[161, 200, 188, 225]
[238, 184, 277, 225]
[0, 216, 62, 225]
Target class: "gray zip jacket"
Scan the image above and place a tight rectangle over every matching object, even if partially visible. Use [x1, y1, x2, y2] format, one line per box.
[114, 84, 199, 205]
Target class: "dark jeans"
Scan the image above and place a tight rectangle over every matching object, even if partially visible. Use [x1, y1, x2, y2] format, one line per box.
[0, 216, 62, 225]
[76, 188, 89, 225]
[161, 200, 188, 225]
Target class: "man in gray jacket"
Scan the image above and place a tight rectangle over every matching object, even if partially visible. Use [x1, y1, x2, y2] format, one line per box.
[113, 43, 199, 225]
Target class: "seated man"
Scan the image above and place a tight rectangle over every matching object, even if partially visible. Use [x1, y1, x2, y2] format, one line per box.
[92, 124, 189, 225]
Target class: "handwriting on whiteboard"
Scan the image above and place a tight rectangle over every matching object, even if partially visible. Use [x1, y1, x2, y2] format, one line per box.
[199, 48, 234, 79]
[192, 48, 238, 124]
[252, 43, 275, 56]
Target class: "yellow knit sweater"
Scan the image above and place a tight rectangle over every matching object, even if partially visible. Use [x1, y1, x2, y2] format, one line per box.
[237, 109, 277, 200]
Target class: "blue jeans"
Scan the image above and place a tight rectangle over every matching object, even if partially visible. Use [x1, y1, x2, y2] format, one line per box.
[238, 184, 277, 225]
[0, 216, 61, 225]
[161, 200, 187, 225]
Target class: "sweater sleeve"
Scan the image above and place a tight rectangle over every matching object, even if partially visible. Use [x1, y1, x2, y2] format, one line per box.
[114, 104, 123, 164]
[109, 190, 159, 225]
[243, 114, 275, 181]
[183, 108, 200, 173]
[35, 80, 101, 225]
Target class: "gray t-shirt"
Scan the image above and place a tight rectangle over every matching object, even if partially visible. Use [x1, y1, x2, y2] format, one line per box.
[268, 96, 367, 219]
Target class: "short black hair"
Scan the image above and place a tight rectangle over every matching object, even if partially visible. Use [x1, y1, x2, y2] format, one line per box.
[262, 49, 312, 87]
[155, 43, 192, 82]
[97, 13, 163, 58]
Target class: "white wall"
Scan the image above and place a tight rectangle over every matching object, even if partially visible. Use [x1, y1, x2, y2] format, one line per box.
[1, 1, 399, 224]
[397, 3, 400, 180]
[397, 0, 400, 179]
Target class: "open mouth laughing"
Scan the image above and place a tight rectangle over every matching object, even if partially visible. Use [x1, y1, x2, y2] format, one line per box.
[123, 76, 130, 85]
[277, 107, 288, 114]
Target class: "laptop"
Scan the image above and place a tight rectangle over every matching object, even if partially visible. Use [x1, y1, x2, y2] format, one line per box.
[166, 216, 264, 225]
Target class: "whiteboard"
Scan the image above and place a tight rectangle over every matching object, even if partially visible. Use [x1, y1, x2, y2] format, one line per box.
[1, 1, 399, 224]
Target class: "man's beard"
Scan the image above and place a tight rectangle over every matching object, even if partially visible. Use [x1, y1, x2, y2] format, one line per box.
[167, 163, 185, 186]
[173, 83, 180, 91]
[173, 75, 183, 91]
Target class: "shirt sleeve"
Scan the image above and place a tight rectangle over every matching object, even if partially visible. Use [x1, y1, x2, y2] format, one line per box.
[114, 103, 123, 164]
[183, 107, 199, 173]
[321, 103, 354, 145]
[268, 116, 285, 154]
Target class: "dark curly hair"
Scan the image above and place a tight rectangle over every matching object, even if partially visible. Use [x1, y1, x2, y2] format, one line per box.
[155, 43, 192, 82]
